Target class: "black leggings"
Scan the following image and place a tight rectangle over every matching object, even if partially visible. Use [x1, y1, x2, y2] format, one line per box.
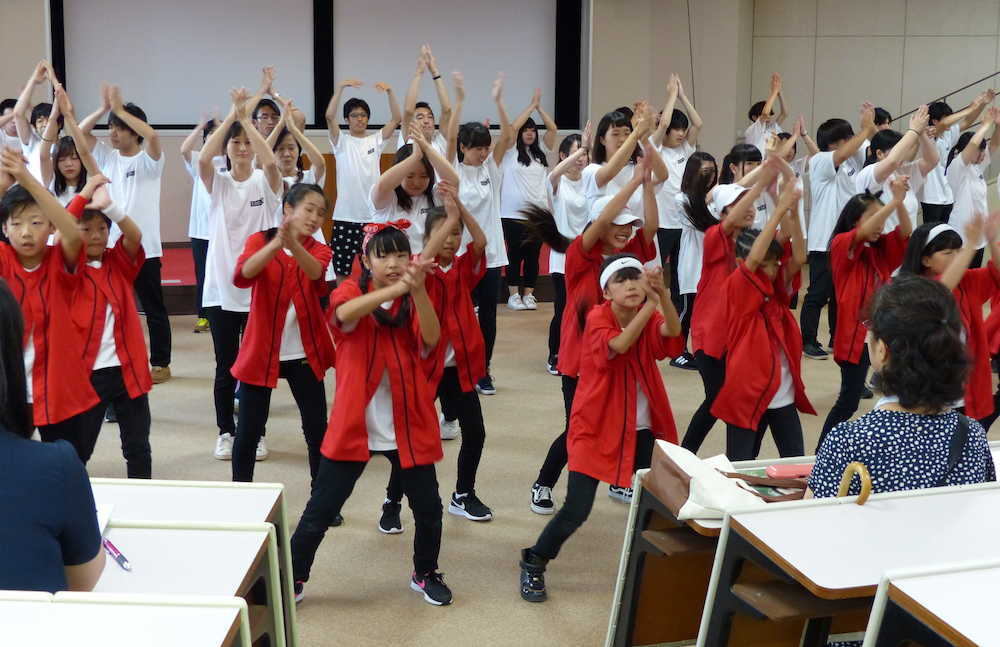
[725, 404, 805, 461]
[681, 351, 726, 453]
[656, 228, 683, 312]
[818, 346, 871, 450]
[548, 272, 566, 359]
[387, 367, 486, 499]
[204, 307, 247, 435]
[920, 202, 953, 224]
[191, 238, 209, 319]
[232, 359, 327, 484]
[530, 429, 655, 560]
[291, 453, 443, 581]
[473, 268, 501, 369]
[800, 251, 838, 347]
[678, 293, 695, 350]
[502, 219, 542, 290]
[134, 258, 172, 367]
[535, 375, 578, 488]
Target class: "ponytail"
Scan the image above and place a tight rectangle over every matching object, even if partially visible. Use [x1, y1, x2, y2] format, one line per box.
[520, 204, 572, 253]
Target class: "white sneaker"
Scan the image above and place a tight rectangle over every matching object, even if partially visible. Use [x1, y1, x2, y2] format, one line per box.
[255, 437, 269, 461]
[507, 293, 526, 311]
[522, 294, 538, 310]
[440, 413, 460, 441]
[214, 433, 234, 460]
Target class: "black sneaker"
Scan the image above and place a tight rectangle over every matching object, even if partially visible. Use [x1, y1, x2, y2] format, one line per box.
[530, 483, 555, 515]
[669, 352, 698, 371]
[519, 549, 547, 602]
[608, 485, 633, 504]
[329, 514, 343, 528]
[410, 571, 453, 606]
[294, 580, 305, 603]
[546, 355, 560, 376]
[379, 500, 403, 534]
[803, 342, 829, 360]
[475, 375, 496, 395]
[860, 386, 874, 400]
[448, 491, 493, 521]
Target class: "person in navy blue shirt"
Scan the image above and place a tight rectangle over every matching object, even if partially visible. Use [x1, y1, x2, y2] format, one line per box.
[0, 270, 105, 592]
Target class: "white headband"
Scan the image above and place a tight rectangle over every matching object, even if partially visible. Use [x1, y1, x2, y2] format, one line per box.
[599, 257, 644, 290]
[925, 223, 958, 248]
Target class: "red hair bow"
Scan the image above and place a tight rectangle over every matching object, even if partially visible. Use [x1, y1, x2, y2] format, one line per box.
[362, 219, 411, 253]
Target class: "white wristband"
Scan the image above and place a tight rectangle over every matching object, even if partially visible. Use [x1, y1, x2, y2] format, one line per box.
[104, 201, 126, 224]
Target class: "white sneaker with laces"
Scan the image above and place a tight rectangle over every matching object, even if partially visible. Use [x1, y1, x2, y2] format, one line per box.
[214, 433, 234, 460]
[507, 293, 526, 311]
[522, 294, 538, 310]
[255, 437, 269, 461]
[440, 413, 460, 440]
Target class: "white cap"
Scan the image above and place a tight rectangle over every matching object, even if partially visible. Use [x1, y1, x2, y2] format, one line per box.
[709, 183, 748, 218]
[589, 195, 643, 227]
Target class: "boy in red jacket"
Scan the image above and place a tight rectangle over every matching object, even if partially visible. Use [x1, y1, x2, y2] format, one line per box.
[520, 254, 682, 603]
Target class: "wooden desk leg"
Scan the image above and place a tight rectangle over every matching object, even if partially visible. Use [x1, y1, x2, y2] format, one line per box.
[873, 601, 952, 647]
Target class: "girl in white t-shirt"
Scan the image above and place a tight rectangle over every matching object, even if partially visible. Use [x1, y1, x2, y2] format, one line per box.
[371, 123, 460, 254]
[41, 136, 86, 207]
[582, 105, 666, 214]
[947, 109, 1000, 268]
[453, 73, 514, 396]
[181, 116, 220, 332]
[499, 91, 558, 311]
[199, 89, 283, 460]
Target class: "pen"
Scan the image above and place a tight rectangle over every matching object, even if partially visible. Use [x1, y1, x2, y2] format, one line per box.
[102, 538, 131, 572]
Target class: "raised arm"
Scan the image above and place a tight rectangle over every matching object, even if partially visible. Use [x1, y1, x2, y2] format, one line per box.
[413, 122, 458, 186]
[325, 78, 363, 146]
[407, 260, 440, 347]
[581, 164, 643, 252]
[234, 89, 281, 193]
[54, 86, 100, 178]
[548, 122, 590, 192]
[958, 90, 994, 131]
[608, 286, 658, 355]
[676, 77, 703, 144]
[491, 74, 515, 165]
[84, 179, 141, 259]
[239, 227, 283, 281]
[759, 73, 782, 125]
[246, 66, 276, 127]
[13, 61, 49, 146]
[536, 96, 559, 152]
[961, 110, 995, 166]
[402, 56, 427, 132]
[421, 190, 460, 262]
[199, 105, 236, 193]
[645, 266, 681, 337]
[181, 114, 210, 164]
[594, 112, 648, 189]
[744, 196, 784, 273]
[279, 97, 327, 184]
[916, 127, 940, 176]
[77, 82, 111, 150]
[376, 82, 402, 141]
[989, 108, 1000, 156]
[722, 158, 779, 235]
[371, 123, 425, 209]
[446, 72, 464, 164]
[508, 89, 539, 149]
[652, 76, 679, 146]
[39, 98, 61, 187]
[939, 215, 984, 291]
[107, 85, 161, 160]
[855, 176, 906, 242]
[1, 148, 81, 259]
[872, 106, 928, 183]
[834, 102, 877, 168]
[423, 45, 453, 132]
[640, 154, 658, 244]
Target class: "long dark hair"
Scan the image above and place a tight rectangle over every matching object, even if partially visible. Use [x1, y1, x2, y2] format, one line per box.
[393, 144, 436, 212]
[520, 204, 571, 253]
[273, 127, 303, 182]
[864, 129, 903, 167]
[947, 131, 986, 170]
[719, 144, 761, 184]
[830, 193, 881, 244]
[457, 122, 492, 163]
[593, 110, 639, 165]
[0, 279, 31, 438]
[222, 121, 247, 171]
[680, 152, 718, 232]
[52, 135, 87, 197]
[359, 227, 412, 327]
[899, 222, 963, 276]
[516, 118, 548, 167]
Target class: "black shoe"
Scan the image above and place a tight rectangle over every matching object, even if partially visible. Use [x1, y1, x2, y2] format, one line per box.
[519, 548, 548, 602]
[448, 491, 493, 521]
[803, 342, 829, 360]
[608, 485, 633, 504]
[379, 500, 403, 534]
[546, 355, 560, 376]
[530, 483, 555, 515]
[669, 352, 698, 371]
[475, 375, 496, 395]
[860, 386, 874, 400]
[329, 514, 344, 528]
[294, 580, 305, 603]
[410, 570, 453, 606]
[104, 405, 117, 423]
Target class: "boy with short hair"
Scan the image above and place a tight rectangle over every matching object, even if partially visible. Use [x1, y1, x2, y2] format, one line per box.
[12, 60, 60, 181]
[744, 72, 787, 156]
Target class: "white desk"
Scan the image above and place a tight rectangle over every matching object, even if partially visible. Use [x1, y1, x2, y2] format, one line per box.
[90, 479, 297, 647]
[0, 593, 249, 647]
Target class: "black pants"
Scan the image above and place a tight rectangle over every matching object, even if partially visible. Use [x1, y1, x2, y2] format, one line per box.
[725, 404, 804, 461]
[678, 293, 695, 349]
[387, 367, 486, 499]
[530, 429, 655, 560]
[191, 238, 209, 319]
[681, 351, 726, 453]
[980, 378, 1000, 432]
[502, 219, 542, 290]
[799, 251, 838, 347]
[548, 272, 566, 359]
[535, 375, 578, 488]
[920, 202, 953, 224]
[972, 247, 985, 269]
[205, 307, 248, 435]
[134, 258, 172, 367]
[473, 267, 501, 369]
[818, 346, 871, 450]
[291, 453, 442, 581]
[232, 359, 327, 484]
[656, 228, 683, 313]
[78, 367, 152, 477]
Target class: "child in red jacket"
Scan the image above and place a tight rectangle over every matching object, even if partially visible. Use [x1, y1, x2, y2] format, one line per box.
[379, 188, 494, 533]
[290, 220, 454, 607]
[711, 183, 814, 460]
[230, 183, 335, 484]
[520, 254, 682, 603]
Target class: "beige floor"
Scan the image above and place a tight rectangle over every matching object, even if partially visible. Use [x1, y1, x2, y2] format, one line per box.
[80, 304, 997, 646]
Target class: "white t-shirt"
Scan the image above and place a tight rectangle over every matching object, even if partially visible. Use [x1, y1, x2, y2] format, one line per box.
[744, 120, 781, 157]
[581, 162, 642, 214]
[655, 141, 696, 229]
[275, 168, 326, 245]
[278, 272, 306, 361]
[806, 149, 865, 252]
[948, 153, 990, 249]
[457, 157, 507, 268]
[365, 301, 397, 451]
[636, 381, 651, 431]
[21, 132, 44, 182]
[22, 265, 39, 403]
[202, 169, 282, 311]
[547, 173, 589, 275]
[394, 131, 447, 158]
[768, 350, 795, 409]
[440, 265, 456, 367]
[93, 141, 165, 258]
[88, 258, 121, 371]
[330, 131, 383, 223]
[674, 193, 710, 295]
[855, 161, 925, 233]
[185, 150, 225, 240]
[368, 185, 432, 255]
[920, 124, 960, 205]
[0, 129, 19, 154]
[499, 144, 549, 221]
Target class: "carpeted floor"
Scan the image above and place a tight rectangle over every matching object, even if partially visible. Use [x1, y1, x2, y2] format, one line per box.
[79, 303, 998, 646]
